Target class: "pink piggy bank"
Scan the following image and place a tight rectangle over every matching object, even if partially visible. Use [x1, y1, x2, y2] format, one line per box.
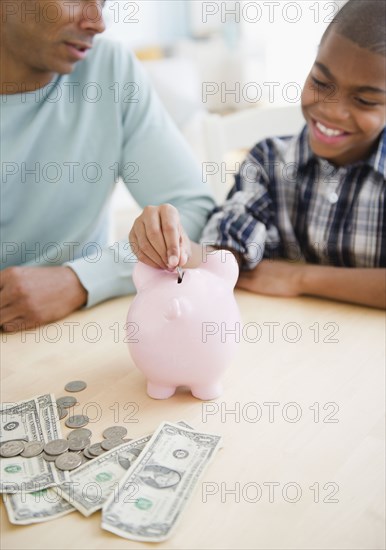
[127, 251, 241, 400]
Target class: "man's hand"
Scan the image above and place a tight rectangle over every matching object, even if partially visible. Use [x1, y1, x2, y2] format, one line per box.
[129, 204, 192, 270]
[236, 260, 303, 297]
[0, 266, 88, 332]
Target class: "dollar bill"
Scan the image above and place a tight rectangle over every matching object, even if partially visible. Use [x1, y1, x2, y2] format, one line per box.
[56, 435, 152, 516]
[2, 489, 75, 525]
[56, 421, 194, 517]
[101, 422, 222, 542]
[0, 394, 69, 492]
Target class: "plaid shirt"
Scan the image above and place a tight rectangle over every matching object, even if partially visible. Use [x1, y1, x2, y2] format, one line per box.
[201, 126, 386, 268]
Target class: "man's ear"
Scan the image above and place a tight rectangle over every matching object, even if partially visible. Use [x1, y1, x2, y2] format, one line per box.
[201, 250, 239, 289]
[132, 261, 160, 291]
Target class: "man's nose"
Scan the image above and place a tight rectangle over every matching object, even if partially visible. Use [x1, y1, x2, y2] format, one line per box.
[79, 1, 106, 34]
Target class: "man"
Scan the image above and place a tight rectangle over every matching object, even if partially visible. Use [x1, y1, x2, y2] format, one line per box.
[0, 0, 215, 331]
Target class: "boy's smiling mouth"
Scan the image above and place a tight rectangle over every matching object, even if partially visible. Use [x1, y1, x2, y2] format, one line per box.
[310, 117, 352, 145]
[316, 120, 345, 137]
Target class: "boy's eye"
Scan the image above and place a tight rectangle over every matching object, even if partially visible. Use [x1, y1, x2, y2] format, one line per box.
[311, 76, 331, 90]
[355, 97, 378, 107]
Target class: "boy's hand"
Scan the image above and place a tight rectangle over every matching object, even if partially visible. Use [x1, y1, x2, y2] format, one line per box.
[236, 260, 303, 297]
[129, 204, 192, 270]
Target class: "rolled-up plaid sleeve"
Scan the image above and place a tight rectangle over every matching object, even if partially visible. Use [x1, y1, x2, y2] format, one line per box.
[200, 143, 280, 270]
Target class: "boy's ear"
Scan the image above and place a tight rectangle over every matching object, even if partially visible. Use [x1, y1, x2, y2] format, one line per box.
[201, 250, 239, 289]
[132, 261, 160, 291]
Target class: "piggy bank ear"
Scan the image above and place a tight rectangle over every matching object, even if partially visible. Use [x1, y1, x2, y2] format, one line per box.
[132, 261, 160, 291]
[201, 250, 239, 288]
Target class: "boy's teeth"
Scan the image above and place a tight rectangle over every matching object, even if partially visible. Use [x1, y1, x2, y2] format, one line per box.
[316, 121, 344, 137]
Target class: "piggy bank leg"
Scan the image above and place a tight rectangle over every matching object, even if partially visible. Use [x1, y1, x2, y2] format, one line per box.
[191, 382, 223, 401]
[147, 381, 176, 399]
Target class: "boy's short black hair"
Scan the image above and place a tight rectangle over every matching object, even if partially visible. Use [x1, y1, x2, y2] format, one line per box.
[322, 0, 386, 56]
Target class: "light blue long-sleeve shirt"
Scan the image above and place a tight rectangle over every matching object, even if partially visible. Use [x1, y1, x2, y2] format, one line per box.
[1, 38, 215, 306]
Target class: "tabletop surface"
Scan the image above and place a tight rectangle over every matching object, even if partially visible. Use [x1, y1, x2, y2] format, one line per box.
[1, 291, 385, 550]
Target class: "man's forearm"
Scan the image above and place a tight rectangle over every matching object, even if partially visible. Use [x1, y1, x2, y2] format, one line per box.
[300, 265, 386, 309]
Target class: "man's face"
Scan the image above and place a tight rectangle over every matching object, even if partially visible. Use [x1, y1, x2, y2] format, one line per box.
[301, 31, 386, 166]
[1, 0, 106, 83]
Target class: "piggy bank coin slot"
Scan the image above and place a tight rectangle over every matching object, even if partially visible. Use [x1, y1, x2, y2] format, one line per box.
[177, 267, 185, 284]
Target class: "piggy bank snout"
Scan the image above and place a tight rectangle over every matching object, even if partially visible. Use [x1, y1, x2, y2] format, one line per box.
[164, 297, 182, 321]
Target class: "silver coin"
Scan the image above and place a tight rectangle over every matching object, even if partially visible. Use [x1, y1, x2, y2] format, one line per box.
[67, 428, 92, 440]
[41, 451, 57, 462]
[79, 453, 89, 465]
[57, 406, 68, 420]
[64, 380, 87, 392]
[65, 415, 89, 429]
[56, 396, 78, 409]
[100, 439, 125, 451]
[68, 437, 90, 451]
[55, 452, 82, 471]
[87, 442, 105, 457]
[0, 440, 25, 458]
[102, 426, 128, 440]
[83, 447, 95, 460]
[20, 441, 44, 458]
[44, 439, 69, 456]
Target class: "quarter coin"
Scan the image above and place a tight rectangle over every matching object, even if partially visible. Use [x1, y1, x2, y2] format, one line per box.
[44, 439, 69, 456]
[65, 415, 89, 429]
[87, 442, 105, 457]
[55, 452, 82, 471]
[56, 396, 77, 409]
[64, 380, 87, 392]
[102, 426, 127, 440]
[68, 437, 90, 452]
[20, 441, 44, 458]
[0, 440, 25, 458]
[67, 428, 92, 440]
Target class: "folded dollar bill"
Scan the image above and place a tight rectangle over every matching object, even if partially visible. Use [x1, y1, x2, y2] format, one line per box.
[101, 421, 222, 542]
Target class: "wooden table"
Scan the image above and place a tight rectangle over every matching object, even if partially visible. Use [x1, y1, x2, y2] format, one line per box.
[1, 292, 385, 549]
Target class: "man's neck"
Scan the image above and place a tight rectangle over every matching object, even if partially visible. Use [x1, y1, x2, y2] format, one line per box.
[0, 58, 55, 95]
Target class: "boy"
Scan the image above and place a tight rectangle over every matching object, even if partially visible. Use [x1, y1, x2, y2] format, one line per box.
[129, 0, 386, 309]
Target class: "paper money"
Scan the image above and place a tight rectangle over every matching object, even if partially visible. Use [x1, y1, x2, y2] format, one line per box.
[0, 395, 69, 492]
[57, 421, 194, 517]
[3, 489, 75, 525]
[101, 422, 222, 542]
[57, 435, 152, 516]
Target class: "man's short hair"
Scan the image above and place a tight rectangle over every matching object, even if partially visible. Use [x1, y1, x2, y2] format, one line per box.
[322, 0, 386, 56]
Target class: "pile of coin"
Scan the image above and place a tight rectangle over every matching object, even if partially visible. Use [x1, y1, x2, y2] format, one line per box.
[0, 380, 136, 471]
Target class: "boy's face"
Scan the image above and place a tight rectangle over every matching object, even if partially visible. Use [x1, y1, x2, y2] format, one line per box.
[1, 0, 106, 89]
[301, 31, 386, 166]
